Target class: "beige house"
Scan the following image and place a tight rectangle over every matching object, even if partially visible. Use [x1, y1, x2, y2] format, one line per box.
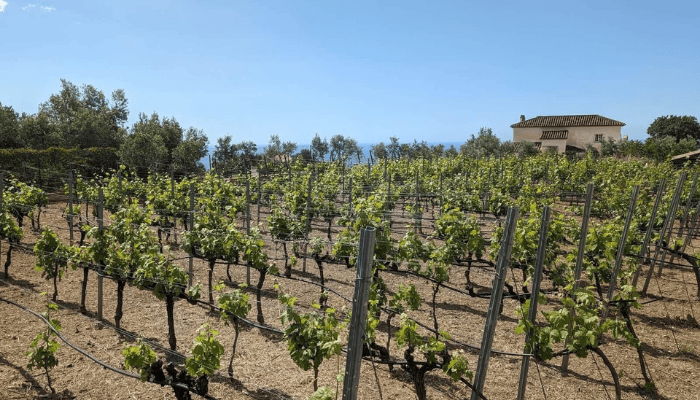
[511, 115, 625, 153]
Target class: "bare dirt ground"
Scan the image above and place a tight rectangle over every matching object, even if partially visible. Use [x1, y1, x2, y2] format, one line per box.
[0, 201, 699, 400]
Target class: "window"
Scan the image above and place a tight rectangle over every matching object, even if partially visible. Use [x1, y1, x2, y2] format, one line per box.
[595, 134, 603, 142]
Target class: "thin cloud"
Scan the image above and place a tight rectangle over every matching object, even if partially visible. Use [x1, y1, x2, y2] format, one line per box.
[22, 3, 55, 12]
[0, 1, 7, 13]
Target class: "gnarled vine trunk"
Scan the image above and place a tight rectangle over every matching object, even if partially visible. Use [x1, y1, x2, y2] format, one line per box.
[166, 294, 177, 350]
[80, 267, 89, 313]
[52, 264, 59, 302]
[208, 259, 216, 304]
[4, 243, 13, 278]
[315, 258, 326, 308]
[282, 242, 291, 277]
[591, 347, 621, 400]
[256, 267, 266, 324]
[620, 305, 653, 386]
[115, 279, 126, 329]
[228, 318, 240, 379]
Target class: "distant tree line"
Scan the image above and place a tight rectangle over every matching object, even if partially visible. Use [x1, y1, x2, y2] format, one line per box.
[2, 79, 697, 179]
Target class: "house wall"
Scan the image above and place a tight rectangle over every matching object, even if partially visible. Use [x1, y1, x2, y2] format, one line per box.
[539, 138, 568, 153]
[513, 125, 622, 152]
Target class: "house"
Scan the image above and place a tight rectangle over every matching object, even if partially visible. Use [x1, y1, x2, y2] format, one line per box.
[511, 114, 625, 153]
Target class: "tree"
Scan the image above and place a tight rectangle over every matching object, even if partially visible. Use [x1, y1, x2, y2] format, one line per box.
[265, 134, 283, 158]
[310, 134, 329, 161]
[120, 112, 204, 174]
[329, 134, 345, 162]
[119, 129, 168, 175]
[18, 112, 62, 149]
[430, 143, 444, 159]
[39, 79, 128, 149]
[239, 141, 258, 168]
[643, 136, 696, 161]
[617, 139, 645, 158]
[0, 102, 22, 148]
[460, 127, 501, 158]
[296, 148, 313, 164]
[647, 115, 700, 143]
[172, 127, 209, 175]
[282, 140, 297, 162]
[344, 137, 362, 163]
[500, 141, 516, 155]
[409, 140, 430, 159]
[518, 141, 540, 157]
[371, 142, 388, 160]
[126, 112, 184, 165]
[387, 136, 401, 159]
[600, 137, 618, 157]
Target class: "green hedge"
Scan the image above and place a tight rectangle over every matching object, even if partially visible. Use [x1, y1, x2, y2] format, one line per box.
[0, 147, 119, 190]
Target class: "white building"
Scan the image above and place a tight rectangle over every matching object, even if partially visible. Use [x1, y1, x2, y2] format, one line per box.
[511, 115, 625, 153]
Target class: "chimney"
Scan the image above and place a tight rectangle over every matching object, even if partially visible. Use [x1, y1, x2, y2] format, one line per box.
[520, 115, 525, 122]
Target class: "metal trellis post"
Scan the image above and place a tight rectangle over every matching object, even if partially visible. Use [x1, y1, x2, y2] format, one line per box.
[642, 172, 686, 294]
[470, 207, 519, 400]
[606, 185, 639, 302]
[562, 183, 593, 371]
[97, 187, 104, 321]
[188, 183, 195, 287]
[632, 179, 665, 286]
[517, 207, 551, 400]
[341, 227, 376, 400]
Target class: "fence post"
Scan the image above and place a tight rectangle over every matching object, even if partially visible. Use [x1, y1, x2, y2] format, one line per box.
[606, 185, 639, 302]
[341, 227, 376, 400]
[386, 173, 392, 225]
[680, 199, 700, 254]
[562, 183, 594, 371]
[246, 178, 251, 285]
[642, 172, 686, 294]
[414, 171, 421, 233]
[655, 173, 687, 279]
[678, 172, 699, 238]
[439, 173, 443, 217]
[470, 207, 519, 400]
[303, 170, 314, 273]
[97, 187, 104, 321]
[68, 171, 74, 245]
[348, 177, 353, 215]
[188, 183, 195, 287]
[666, 173, 699, 269]
[257, 174, 262, 225]
[517, 206, 551, 400]
[633, 179, 665, 287]
[0, 172, 3, 271]
[171, 169, 177, 244]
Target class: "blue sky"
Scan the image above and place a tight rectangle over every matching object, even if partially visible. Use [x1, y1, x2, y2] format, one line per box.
[1, 0, 698, 146]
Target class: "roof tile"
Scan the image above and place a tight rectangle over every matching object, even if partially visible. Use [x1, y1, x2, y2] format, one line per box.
[540, 130, 568, 140]
[511, 115, 625, 128]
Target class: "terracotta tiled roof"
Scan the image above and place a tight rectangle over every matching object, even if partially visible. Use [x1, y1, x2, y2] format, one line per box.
[511, 115, 625, 128]
[540, 130, 568, 140]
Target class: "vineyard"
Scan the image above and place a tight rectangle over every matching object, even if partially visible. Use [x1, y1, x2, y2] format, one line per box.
[1, 153, 699, 400]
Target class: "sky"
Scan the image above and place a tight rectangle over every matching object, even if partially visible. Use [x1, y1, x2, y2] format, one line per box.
[1, 0, 698, 146]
